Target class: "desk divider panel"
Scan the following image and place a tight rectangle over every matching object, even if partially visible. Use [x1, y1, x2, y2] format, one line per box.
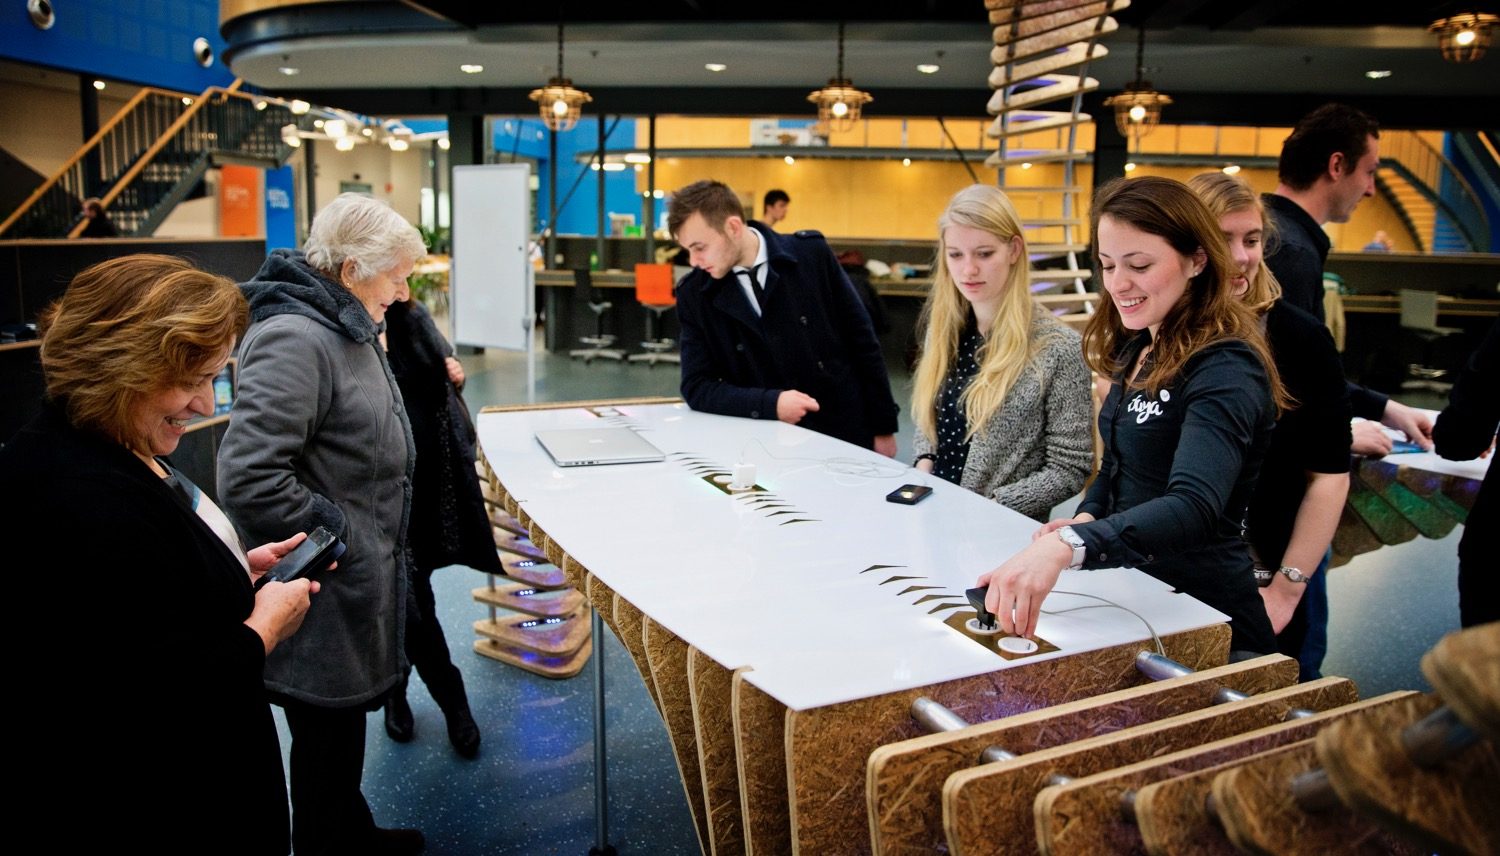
[644, 616, 712, 854]
[866, 653, 1300, 855]
[1045, 690, 1417, 856]
[942, 677, 1360, 856]
[732, 673, 793, 856]
[786, 624, 1230, 856]
[688, 648, 748, 856]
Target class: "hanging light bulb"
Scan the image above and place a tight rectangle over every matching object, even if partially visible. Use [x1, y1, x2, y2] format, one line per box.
[1430, 13, 1498, 62]
[807, 22, 873, 133]
[1103, 27, 1172, 143]
[528, 21, 592, 132]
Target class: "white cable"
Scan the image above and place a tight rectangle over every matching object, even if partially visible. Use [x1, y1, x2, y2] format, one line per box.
[1045, 589, 1165, 655]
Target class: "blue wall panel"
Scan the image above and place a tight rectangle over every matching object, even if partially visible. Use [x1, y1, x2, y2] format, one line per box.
[0, 0, 234, 92]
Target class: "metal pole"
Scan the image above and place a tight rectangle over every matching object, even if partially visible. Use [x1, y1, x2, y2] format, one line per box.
[547, 126, 558, 270]
[597, 115, 607, 268]
[645, 114, 657, 259]
[589, 607, 616, 855]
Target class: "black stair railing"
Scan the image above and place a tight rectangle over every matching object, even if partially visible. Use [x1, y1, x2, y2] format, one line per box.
[0, 82, 309, 239]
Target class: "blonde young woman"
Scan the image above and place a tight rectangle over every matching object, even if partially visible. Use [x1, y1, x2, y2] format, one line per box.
[911, 184, 1092, 521]
[1189, 172, 1351, 679]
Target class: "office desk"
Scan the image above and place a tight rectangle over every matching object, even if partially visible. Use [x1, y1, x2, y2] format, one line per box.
[477, 400, 1233, 854]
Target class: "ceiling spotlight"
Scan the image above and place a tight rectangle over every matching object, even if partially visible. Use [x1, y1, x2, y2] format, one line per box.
[335, 137, 356, 151]
[192, 36, 214, 68]
[92, 79, 106, 90]
[1430, 13, 1497, 62]
[705, 63, 727, 72]
[313, 119, 325, 129]
[807, 22, 872, 132]
[1365, 69, 1393, 79]
[181, 97, 193, 106]
[437, 137, 451, 150]
[1021, 162, 1033, 169]
[1222, 164, 1242, 175]
[784, 155, 796, 165]
[652, 189, 665, 199]
[290, 100, 311, 115]
[623, 152, 652, 164]
[254, 100, 268, 111]
[460, 64, 484, 74]
[388, 138, 410, 152]
[1124, 162, 1137, 172]
[602, 162, 626, 172]
[281, 124, 302, 148]
[902, 158, 911, 166]
[324, 119, 347, 138]
[278, 66, 300, 76]
[916, 64, 940, 74]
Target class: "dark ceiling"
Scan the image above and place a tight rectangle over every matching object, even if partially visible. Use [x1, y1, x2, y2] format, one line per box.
[223, 1, 1500, 128]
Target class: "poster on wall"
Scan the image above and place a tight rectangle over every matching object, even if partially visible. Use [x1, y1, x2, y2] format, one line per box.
[219, 165, 261, 237]
[451, 163, 532, 352]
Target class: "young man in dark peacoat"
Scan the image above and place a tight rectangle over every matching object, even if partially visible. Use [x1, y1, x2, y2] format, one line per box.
[670, 180, 899, 453]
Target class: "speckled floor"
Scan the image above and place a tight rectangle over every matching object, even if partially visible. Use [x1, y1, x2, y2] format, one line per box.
[272, 328, 1465, 854]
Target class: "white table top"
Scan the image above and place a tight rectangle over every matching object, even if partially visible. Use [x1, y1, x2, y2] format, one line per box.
[478, 403, 1228, 711]
[1366, 410, 1493, 481]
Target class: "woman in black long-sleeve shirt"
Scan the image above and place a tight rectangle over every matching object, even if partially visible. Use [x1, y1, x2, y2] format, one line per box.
[978, 177, 1285, 656]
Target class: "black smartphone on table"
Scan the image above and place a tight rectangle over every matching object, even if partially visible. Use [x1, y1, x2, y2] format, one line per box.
[254, 526, 345, 591]
[886, 484, 933, 505]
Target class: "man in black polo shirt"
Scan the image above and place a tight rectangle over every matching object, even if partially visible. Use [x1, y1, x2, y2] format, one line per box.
[1263, 103, 1434, 456]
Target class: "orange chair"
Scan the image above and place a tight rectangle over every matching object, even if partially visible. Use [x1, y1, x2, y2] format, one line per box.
[628, 263, 680, 366]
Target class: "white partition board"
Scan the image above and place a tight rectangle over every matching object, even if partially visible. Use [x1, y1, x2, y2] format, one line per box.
[479, 404, 1228, 711]
[451, 163, 532, 351]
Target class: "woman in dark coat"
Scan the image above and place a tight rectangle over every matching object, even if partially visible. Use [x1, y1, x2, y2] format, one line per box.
[0, 254, 317, 854]
[380, 296, 499, 756]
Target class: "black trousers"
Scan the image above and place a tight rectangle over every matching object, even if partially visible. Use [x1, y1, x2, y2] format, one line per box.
[403, 565, 468, 713]
[281, 699, 375, 856]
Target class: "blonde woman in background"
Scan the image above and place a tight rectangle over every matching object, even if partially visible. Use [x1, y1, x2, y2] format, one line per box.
[910, 184, 1092, 521]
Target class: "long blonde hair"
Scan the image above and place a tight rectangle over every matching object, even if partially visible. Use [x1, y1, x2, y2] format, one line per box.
[912, 184, 1036, 444]
[1186, 172, 1282, 315]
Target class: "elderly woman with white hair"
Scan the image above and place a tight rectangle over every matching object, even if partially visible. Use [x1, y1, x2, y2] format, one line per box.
[219, 193, 426, 855]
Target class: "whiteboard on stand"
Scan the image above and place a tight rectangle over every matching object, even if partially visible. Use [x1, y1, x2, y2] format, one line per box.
[451, 163, 533, 351]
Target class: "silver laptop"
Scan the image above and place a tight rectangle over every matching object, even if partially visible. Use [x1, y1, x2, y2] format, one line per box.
[535, 427, 666, 467]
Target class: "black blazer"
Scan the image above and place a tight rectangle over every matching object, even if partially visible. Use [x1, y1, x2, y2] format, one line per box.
[674, 223, 899, 449]
[0, 404, 289, 853]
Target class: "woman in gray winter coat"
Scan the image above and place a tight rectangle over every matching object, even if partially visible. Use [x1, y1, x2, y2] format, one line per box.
[218, 193, 426, 855]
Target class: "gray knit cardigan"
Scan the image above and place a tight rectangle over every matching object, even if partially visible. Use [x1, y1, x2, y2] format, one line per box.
[912, 307, 1094, 521]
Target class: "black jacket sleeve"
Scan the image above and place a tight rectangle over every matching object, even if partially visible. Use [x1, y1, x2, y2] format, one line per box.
[1434, 317, 1500, 461]
[819, 242, 899, 436]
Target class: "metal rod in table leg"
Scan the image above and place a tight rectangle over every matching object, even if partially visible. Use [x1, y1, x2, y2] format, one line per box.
[589, 606, 616, 855]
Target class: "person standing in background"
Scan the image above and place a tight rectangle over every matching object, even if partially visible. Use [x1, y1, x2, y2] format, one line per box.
[763, 189, 790, 228]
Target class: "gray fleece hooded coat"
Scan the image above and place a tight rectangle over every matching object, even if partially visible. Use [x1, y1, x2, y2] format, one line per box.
[218, 249, 414, 707]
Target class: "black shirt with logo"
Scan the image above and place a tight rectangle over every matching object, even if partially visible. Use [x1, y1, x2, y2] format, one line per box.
[1073, 335, 1277, 654]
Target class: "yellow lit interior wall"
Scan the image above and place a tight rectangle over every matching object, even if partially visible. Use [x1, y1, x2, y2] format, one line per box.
[639, 117, 1422, 251]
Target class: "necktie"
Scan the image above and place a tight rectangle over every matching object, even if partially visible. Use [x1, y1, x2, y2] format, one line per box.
[737, 263, 766, 313]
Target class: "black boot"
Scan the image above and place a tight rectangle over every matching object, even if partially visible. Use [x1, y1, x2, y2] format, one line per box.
[445, 704, 481, 758]
[384, 689, 414, 743]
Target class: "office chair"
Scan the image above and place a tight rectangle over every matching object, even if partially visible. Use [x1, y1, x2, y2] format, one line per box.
[1398, 288, 1463, 393]
[569, 268, 627, 362]
[627, 263, 680, 366]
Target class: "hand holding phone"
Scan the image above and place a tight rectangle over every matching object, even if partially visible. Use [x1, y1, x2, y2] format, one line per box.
[254, 526, 345, 591]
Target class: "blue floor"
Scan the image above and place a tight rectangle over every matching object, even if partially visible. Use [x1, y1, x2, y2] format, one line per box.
[273, 330, 1465, 854]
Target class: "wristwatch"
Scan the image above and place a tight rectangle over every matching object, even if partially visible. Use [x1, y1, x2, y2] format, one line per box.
[1055, 526, 1086, 571]
[1254, 565, 1309, 585]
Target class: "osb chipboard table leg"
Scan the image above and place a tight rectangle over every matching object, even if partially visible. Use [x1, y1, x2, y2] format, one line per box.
[612, 594, 662, 714]
[732, 673, 792, 856]
[942, 677, 1360, 856]
[644, 616, 712, 855]
[1420, 622, 1500, 743]
[1208, 739, 1424, 856]
[689, 648, 747, 856]
[1041, 691, 1418, 856]
[866, 654, 1299, 855]
[788, 624, 1231, 856]
[1318, 692, 1500, 856]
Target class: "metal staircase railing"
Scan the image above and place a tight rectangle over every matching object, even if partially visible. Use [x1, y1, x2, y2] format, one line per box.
[0, 81, 310, 239]
[1379, 130, 1491, 253]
